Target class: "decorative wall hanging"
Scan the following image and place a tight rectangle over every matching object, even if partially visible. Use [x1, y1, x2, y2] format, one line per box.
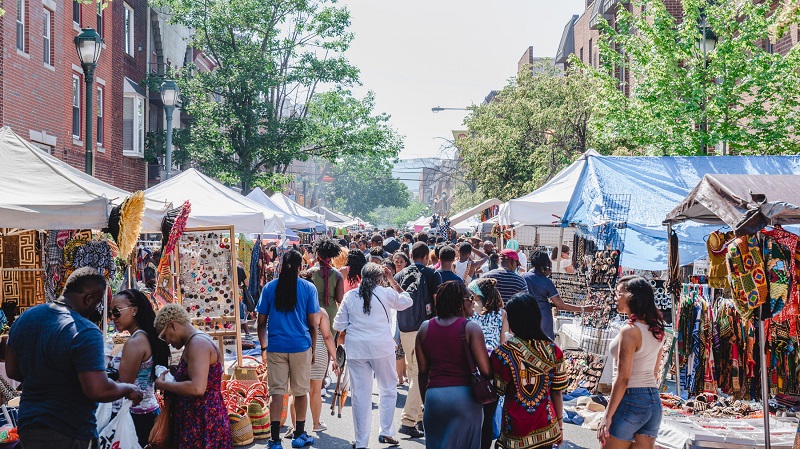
[0, 230, 45, 312]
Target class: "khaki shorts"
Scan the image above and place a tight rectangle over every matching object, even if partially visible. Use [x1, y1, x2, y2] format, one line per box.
[266, 349, 312, 396]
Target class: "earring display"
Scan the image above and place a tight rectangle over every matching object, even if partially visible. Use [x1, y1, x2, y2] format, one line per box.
[176, 225, 242, 365]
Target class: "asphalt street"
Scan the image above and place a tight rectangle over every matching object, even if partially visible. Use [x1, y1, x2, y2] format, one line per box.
[242, 381, 601, 449]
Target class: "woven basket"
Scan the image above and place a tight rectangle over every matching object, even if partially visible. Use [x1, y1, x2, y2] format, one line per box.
[232, 356, 266, 388]
[229, 407, 254, 447]
[248, 397, 270, 440]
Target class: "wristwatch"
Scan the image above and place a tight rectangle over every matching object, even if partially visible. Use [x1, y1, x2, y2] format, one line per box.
[260, 347, 267, 352]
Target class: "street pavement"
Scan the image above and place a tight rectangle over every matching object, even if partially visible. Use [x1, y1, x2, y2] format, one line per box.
[243, 381, 601, 449]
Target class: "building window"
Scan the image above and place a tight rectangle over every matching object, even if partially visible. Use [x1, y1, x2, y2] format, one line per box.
[579, 47, 584, 64]
[124, 4, 134, 56]
[123, 94, 145, 157]
[43, 9, 52, 65]
[589, 39, 593, 68]
[16, 0, 25, 52]
[97, 87, 104, 146]
[72, 75, 81, 138]
[73, 0, 80, 26]
[96, 1, 103, 39]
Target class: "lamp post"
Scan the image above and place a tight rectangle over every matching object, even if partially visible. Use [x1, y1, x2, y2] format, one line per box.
[431, 106, 468, 113]
[74, 28, 103, 175]
[159, 80, 179, 179]
[698, 17, 717, 155]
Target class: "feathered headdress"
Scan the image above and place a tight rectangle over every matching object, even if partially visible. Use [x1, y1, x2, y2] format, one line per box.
[116, 191, 146, 259]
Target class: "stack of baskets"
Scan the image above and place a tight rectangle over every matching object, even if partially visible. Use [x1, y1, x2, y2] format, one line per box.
[223, 356, 286, 446]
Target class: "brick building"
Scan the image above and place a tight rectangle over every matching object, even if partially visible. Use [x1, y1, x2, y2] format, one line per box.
[1, 0, 200, 192]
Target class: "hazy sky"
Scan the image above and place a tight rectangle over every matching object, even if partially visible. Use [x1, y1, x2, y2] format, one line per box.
[342, 0, 586, 160]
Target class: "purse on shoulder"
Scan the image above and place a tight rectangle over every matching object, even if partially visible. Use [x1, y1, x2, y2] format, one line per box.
[461, 321, 497, 405]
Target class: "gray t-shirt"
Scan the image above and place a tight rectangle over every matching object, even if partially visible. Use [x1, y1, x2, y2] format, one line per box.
[10, 303, 106, 440]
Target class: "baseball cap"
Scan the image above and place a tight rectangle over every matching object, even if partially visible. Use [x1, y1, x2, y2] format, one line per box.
[499, 249, 519, 261]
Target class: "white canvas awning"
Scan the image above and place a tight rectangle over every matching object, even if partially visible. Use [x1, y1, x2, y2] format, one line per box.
[246, 188, 324, 232]
[449, 198, 504, 226]
[270, 192, 326, 224]
[145, 169, 284, 234]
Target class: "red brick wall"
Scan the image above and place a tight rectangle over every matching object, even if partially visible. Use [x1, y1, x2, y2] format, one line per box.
[1, 0, 146, 193]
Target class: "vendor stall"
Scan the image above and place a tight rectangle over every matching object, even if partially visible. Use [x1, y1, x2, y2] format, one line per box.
[664, 173, 800, 449]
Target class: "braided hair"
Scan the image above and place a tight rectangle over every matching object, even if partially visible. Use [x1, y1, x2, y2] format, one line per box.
[475, 277, 503, 315]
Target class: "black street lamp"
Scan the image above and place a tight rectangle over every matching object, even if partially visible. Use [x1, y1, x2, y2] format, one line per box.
[697, 17, 717, 155]
[74, 28, 103, 175]
[159, 80, 179, 179]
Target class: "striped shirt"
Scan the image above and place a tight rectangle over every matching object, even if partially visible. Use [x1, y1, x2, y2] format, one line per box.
[482, 268, 528, 302]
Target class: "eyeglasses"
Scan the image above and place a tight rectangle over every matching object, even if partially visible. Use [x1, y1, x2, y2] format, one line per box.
[464, 296, 473, 302]
[158, 326, 168, 342]
[110, 307, 132, 319]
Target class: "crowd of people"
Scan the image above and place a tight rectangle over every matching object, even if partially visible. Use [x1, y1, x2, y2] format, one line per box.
[3, 228, 667, 449]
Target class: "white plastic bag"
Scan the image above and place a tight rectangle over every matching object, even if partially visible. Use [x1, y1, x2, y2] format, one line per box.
[98, 399, 142, 449]
[95, 401, 112, 434]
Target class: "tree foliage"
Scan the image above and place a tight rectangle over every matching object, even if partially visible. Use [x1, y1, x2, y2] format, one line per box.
[154, 0, 400, 191]
[591, 0, 800, 155]
[371, 200, 429, 229]
[327, 153, 410, 219]
[457, 62, 598, 201]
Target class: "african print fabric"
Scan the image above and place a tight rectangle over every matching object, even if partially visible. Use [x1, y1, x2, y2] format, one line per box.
[706, 230, 732, 289]
[491, 337, 566, 449]
[763, 227, 800, 336]
[726, 235, 768, 320]
[763, 236, 791, 317]
[0, 230, 45, 311]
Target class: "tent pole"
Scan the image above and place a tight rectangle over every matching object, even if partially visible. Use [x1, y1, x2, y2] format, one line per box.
[758, 312, 771, 449]
[557, 227, 565, 267]
[667, 222, 680, 398]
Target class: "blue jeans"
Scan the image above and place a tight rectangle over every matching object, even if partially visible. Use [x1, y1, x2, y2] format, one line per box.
[609, 387, 662, 442]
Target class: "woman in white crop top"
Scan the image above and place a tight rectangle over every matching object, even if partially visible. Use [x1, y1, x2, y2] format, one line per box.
[597, 276, 665, 449]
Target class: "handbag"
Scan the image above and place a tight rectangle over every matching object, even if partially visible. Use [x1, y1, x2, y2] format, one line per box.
[460, 320, 497, 404]
[147, 396, 171, 449]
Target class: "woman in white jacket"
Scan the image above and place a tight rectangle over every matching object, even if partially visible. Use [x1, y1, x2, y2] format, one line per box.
[333, 262, 412, 448]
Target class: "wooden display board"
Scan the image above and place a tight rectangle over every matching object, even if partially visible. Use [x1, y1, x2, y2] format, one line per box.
[175, 226, 242, 366]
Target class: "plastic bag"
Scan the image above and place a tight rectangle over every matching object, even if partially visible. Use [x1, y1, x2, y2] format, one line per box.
[98, 400, 142, 449]
[95, 401, 112, 434]
[492, 396, 504, 440]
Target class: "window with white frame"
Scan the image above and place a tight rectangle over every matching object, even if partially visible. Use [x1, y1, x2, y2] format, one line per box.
[43, 9, 51, 65]
[72, 0, 80, 26]
[96, 1, 103, 39]
[16, 0, 25, 52]
[72, 75, 81, 138]
[97, 87, 104, 147]
[123, 94, 145, 157]
[124, 4, 134, 56]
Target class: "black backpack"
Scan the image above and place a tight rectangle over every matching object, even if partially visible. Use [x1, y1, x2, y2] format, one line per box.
[397, 265, 432, 333]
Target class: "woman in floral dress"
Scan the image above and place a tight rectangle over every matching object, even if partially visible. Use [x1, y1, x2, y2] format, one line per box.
[154, 303, 232, 449]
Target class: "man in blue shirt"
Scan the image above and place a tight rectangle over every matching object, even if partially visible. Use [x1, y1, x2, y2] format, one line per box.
[435, 245, 463, 284]
[257, 249, 320, 449]
[7, 267, 142, 449]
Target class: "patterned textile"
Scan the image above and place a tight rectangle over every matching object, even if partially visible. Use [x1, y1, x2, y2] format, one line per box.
[72, 240, 116, 280]
[248, 237, 261, 300]
[469, 310, 504, 352]
[172, 357, 233, 449]
[763, 227, 800, 336]
[237, 234, 253, 279]
[726, 235, 768, 320]
[491, 337, 566, 449]
[763, 236, 791, 317]
[0, 230, 45, 311]
[45, 231, 62, 302]
[677, 292, 713, 397]
[706, 231, 732, 289]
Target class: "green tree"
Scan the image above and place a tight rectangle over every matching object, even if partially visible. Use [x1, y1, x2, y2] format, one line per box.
[372, 201, 429, 229]
[457, 62, 598, 201]
[155, 0, 399, 191]
[591, 0, 800, 155]
[327, 153, 410, 219]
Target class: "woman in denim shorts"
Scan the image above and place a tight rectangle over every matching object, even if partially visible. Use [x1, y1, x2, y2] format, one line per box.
[598, 276, 666, 449]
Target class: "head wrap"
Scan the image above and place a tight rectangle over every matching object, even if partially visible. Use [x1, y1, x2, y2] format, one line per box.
[468, 279, 484, 299]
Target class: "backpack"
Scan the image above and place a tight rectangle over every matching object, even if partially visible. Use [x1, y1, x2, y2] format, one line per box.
[397, 265, 433, 333]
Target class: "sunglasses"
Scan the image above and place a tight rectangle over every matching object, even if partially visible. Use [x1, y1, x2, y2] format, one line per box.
[110, 307, 132, 319]
[158, 325, 168, 342]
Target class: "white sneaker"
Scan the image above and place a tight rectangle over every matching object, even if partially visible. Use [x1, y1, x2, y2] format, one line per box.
[321, 388, 329, 397]
[313, 422, 328, 432]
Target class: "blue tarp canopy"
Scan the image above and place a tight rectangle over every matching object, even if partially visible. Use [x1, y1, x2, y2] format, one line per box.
[559, 154, 800, 270]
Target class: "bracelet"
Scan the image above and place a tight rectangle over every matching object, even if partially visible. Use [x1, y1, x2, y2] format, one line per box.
[261, 347, 267, 352]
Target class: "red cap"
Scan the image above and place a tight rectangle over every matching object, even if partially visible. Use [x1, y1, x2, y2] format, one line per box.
[499, 249, 519, 261]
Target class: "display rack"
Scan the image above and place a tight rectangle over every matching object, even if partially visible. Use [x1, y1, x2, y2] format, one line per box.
[176, 225, 242, 366]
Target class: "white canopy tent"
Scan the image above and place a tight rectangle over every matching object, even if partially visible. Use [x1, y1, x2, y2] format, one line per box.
[246, 188, 324, 232]
[270, 192, 325, 225]
[0, 127, 169, 230]
[498, 150, 598, 226]
[145, 169, 284, 234]
[451, 215, 482, 233]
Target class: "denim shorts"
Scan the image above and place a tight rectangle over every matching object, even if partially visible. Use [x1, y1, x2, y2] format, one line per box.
[609, 387, 662, 442]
